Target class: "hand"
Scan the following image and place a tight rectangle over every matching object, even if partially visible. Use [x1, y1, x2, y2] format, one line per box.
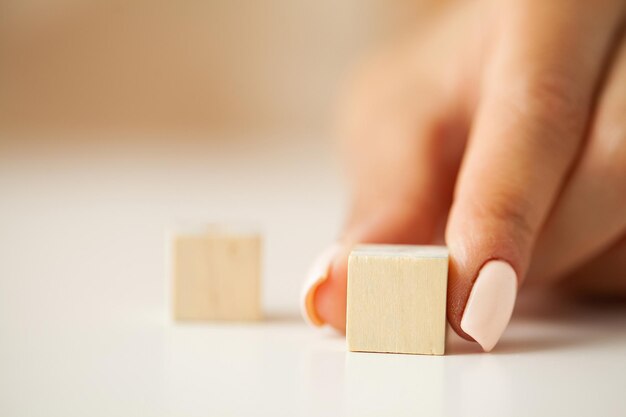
[301, 0, 626, 351]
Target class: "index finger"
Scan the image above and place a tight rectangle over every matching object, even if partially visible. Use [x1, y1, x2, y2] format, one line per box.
[446, 0, 625, 351]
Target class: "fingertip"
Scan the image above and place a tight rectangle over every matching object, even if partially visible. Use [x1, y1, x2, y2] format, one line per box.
[449, 259, 518, 352]
[314, 249, 350, 332]
[444, 201, 527, 351]
[300, 244, 342, 327]
[300, 243, 351, 332]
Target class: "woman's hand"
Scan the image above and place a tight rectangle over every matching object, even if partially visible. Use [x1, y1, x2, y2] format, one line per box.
[301, 0, 626, 351]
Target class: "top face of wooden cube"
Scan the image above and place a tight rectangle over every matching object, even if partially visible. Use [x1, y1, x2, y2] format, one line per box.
[172, 231, 262, 321]
[350, 244, 449, 259]
[346, 244, 448, 355]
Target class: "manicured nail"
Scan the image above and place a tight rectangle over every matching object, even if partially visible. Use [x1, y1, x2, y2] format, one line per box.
[460, 260, 518, 352]
[300, 244, 342, 327]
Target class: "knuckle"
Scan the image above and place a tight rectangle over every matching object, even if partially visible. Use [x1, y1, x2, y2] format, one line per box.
[490, 71, 587, 162]
[522, 72, 583, 123]
[504, 71, 585, 153]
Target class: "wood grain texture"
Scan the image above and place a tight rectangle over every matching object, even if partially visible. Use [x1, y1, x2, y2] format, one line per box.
[172, 231, 262, 321]
[346, 245, 448, 355]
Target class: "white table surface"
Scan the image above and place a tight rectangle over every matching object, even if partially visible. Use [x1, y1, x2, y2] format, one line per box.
[1, 135, 625, 416]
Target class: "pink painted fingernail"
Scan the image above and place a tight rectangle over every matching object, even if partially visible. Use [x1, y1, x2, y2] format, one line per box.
[300, 244, 342, 327]
[460, 260, 518, 352]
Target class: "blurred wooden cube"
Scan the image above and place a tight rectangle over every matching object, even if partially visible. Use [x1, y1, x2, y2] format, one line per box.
[346, 245, 448, 355]
[172, 229, 262, 321]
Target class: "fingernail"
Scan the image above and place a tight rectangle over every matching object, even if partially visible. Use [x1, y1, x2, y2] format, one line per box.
[460, 260, 518, 352]
[300, 243, 342, 327]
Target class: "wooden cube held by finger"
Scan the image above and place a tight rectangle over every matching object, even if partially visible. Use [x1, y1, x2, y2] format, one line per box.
[172, 229, 262, 321]
[346, 245, 448, 355]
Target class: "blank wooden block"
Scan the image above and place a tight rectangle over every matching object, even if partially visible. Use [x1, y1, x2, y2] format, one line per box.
[346, 244, 448, 355]
[172, 229, 262, 321]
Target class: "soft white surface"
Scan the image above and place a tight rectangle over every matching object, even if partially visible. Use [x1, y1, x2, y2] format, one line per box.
[1, 135, 625, 416]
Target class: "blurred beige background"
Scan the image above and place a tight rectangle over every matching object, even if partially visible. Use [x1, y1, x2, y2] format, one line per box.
[1, 0, 439, 135]
[0, 0, 440, 313]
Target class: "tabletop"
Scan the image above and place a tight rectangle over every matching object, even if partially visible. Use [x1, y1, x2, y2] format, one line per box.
[1, 134, 625, 416]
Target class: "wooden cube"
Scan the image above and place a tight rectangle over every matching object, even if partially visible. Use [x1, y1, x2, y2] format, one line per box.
[172, 228, 262, 321]
[346, 245, 448, 355]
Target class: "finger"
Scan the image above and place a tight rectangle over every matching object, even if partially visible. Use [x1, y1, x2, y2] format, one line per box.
[528, 34, 626, 283]
[446, 0, 625, 351]
[303, 105, 466, 331]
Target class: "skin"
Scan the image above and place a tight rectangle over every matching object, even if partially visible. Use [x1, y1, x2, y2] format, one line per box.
[313, 0, 626, 344]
